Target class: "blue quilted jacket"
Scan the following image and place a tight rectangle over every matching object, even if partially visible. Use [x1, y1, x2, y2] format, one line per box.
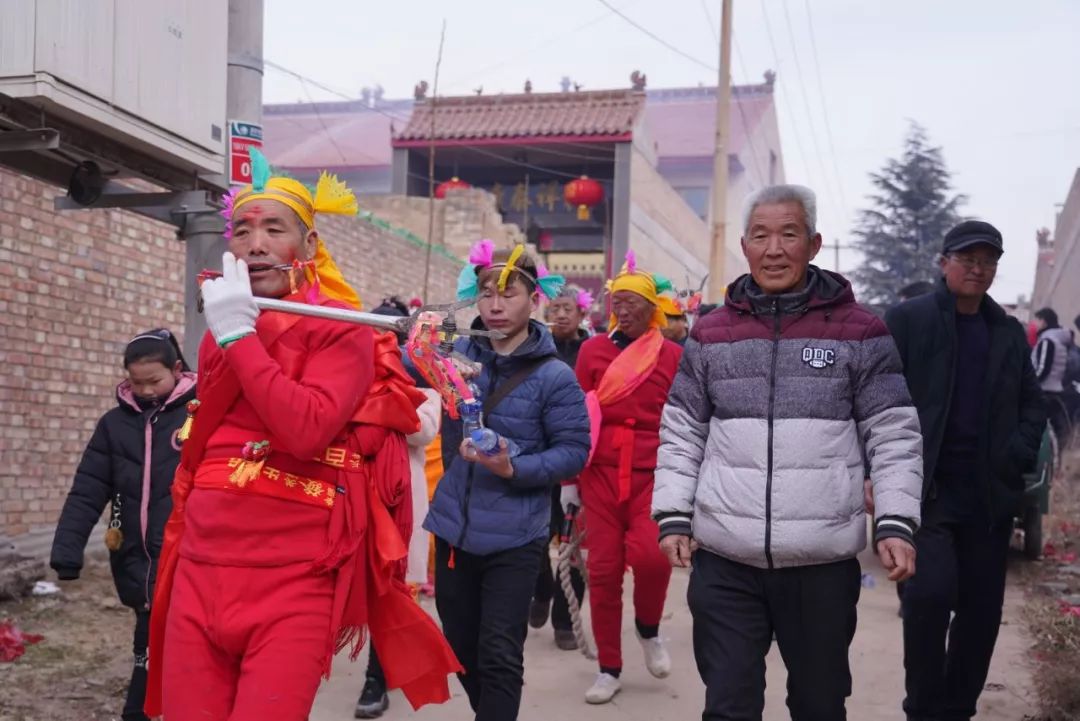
[424, 319, 590, 555]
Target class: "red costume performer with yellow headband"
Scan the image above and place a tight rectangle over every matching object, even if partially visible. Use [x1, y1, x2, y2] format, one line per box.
[144, 150, 459, 720]
[565, 252, 683, 705]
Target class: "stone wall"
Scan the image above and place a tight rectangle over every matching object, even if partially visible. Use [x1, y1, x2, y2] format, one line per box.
[358, 187, 523, 260]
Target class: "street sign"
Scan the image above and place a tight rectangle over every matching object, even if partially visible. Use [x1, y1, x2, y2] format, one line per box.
[228, 120, 263, 186]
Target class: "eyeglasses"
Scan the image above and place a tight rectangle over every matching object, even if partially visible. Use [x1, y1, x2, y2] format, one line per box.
[948, 254, 999, 271]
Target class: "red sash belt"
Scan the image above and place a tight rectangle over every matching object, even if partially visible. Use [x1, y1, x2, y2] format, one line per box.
[194, 457, 342, 511]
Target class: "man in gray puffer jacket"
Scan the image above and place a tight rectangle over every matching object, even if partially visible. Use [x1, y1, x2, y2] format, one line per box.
[652, 184, 923, 721]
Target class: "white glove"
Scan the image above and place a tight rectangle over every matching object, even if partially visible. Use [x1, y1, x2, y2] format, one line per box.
[202, 252, 258, 347]
[560, 484, 581, 514]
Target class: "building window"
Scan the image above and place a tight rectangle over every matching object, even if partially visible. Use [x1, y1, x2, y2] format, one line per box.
[769, 151, 778, 185]
[676, 187, 710, 220]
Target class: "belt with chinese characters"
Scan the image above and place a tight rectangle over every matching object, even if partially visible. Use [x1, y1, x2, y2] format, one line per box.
[194, 457, 343, 510]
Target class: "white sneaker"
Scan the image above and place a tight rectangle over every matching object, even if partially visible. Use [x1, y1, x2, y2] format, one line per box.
[584, 672, 622, 704]
[637, 632, 671, 678]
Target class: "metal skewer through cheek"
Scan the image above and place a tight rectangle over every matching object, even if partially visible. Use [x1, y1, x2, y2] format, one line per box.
[195, 267, 505, 345]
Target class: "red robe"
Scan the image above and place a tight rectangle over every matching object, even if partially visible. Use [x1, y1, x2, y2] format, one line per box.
[145, 290, 459, 717]
[574, 333, 682, 670]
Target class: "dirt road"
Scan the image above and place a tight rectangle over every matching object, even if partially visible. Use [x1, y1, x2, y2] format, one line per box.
[310, 546, 1036, 721]
[0, 546, 1036, 720]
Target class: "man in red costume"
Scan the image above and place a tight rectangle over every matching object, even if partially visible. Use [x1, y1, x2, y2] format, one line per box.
[563, 253, 683, 704]
[144, 158, 458, 721]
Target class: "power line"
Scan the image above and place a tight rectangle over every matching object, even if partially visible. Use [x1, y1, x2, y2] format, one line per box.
[297, 78, 348, 166]
[777, 0, 843, 218]
[732, 40, 769, 188]
[266, 60, 622, 182]
[595, 0, 717, 72]
[264, 60, 412, 123]
[442, 4, 635, 95]
[757, 0, 816, 197]
[803, 0, 848, 209]
[698, 0, 766, 190]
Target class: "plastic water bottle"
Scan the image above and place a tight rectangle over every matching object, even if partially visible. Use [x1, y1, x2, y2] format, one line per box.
[860, 572, 876, 589]
[469, 428, 521, 458]
[459, 383, 485, 433]
[460, 400, 483, 438]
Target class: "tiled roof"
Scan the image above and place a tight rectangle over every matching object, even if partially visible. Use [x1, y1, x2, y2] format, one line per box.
[263, 83, 776, 169]
[392, 90, 646, 144]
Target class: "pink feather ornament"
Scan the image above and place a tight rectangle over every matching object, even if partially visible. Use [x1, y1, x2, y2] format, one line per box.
[625, 249, 637, 274]
[468, 239, 495, 267]
[220, 187, 240, 240]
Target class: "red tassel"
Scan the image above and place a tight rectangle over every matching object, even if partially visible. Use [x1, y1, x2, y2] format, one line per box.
[448, 547, 456, 570]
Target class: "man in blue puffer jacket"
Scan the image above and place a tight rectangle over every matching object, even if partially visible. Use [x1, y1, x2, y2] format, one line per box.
[424, 243, 590, 721]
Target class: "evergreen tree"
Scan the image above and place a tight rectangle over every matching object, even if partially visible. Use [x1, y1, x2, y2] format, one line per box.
[851, 123, 966, 307]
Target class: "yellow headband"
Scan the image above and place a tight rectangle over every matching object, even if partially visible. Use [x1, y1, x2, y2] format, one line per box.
[230, 173, 362, 309]
[607, 271, 681, 330]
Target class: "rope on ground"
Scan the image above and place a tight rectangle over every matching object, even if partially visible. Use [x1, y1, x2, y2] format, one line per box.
[556, 527, 596, 660]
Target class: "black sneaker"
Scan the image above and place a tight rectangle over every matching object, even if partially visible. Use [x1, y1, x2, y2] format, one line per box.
[528, 598, 551, 629]
[355, 676, 389, 719]
[554, 628, 578, 651]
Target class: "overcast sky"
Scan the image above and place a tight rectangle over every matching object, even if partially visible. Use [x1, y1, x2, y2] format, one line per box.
[263, 0, 1079, 304]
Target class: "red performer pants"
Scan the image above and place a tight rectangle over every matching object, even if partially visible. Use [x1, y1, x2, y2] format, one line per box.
[162, 556, 334, 721]
[580, 464, 672, 670]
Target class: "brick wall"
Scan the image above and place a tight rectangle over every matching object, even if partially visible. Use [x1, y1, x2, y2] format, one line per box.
[317, 212, 462, 306]
[0, 165, 462, 554]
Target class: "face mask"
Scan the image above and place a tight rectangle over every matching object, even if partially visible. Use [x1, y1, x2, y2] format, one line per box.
[134, 396, 162, 412]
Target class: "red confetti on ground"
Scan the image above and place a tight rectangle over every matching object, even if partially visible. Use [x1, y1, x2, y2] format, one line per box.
[1059, 552, 1078, 564]
[0, 620, 44, 662]
[1058, 602, 1080, 619]
[1044, 542, 1057, 558]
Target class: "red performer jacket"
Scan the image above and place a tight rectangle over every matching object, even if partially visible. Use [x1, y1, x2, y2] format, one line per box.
[144, 289, 460, 716]
[575, 333, 683, 473]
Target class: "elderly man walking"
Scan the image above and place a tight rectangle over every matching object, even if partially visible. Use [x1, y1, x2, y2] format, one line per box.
[653, 184, 924, 721]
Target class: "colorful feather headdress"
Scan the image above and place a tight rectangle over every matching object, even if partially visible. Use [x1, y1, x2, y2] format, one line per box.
[456, 241, 565, 301]
[220, 148, 361, 309]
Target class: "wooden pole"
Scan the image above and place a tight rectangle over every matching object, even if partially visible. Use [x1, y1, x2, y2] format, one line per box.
[707, 0, 733, 303]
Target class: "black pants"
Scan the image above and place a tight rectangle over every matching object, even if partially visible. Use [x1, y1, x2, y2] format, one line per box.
[687, 550, 860, 721]
[1044, 391, 1072, 445]
[365, 643, 384, 685]
[122, 609, 150, 721]
[902, 506, 1012, 721]
[532, 485, 585, 631]
[435, 537, 546, 721]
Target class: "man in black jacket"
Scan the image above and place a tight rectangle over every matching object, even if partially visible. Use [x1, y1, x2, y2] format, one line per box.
[885, 220, 1045, 721]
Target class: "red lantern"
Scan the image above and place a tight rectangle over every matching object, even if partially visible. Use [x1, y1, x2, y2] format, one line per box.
[563, 175, 604, 221]
[435, 176, 471, 199]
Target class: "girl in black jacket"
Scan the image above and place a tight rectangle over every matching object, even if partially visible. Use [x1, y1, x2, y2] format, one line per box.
[50, 328, 196, 721]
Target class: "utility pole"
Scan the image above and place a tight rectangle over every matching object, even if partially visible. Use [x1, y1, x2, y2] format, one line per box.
[707, 0, 733, 303]
[820, 239, 854, 274]
[182, 0, 263, 364]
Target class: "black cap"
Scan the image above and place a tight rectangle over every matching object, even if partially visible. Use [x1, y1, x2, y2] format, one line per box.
[942, 220, 1003, 255]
